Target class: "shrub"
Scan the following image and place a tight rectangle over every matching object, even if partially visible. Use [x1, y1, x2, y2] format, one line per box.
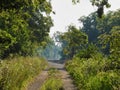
[75, 44, 98, 59]
[86, 71, 120, 90]
[66, 53, 120, 90]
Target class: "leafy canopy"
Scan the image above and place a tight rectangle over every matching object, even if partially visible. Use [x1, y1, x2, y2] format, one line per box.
[57, 25, 88, 59]
[0, 0, 53, 58]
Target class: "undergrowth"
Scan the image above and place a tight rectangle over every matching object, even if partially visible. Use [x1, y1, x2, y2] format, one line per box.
[0, 56, 47, 90]
[66, 53, 120, 90]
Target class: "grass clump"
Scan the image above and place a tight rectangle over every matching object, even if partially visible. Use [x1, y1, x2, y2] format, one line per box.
[0, 56, 47, 90]
[40, 68, 63, 90]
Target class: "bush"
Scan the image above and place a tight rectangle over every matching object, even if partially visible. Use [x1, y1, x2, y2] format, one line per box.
[0, 57, 47, 90]
[86, 71, 120, 90]
[66, 53, 120, 90]
[75, 44, 98, 59]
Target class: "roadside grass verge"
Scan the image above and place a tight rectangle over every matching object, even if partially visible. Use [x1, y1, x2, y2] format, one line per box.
[40, 68, 63, 90]
[0, 56, 47, 90]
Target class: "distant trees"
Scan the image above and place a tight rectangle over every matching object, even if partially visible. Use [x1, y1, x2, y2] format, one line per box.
[55, 25, 88, 59]
[38, 38, 61, 60]
[0, 0, 53, 58]
[79, 12, 100, 43]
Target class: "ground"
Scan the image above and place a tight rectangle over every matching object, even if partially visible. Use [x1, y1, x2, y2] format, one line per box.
[27, 60, 77, 90]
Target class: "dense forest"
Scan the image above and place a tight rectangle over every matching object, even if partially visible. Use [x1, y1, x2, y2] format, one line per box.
[0, 0, 120, 90]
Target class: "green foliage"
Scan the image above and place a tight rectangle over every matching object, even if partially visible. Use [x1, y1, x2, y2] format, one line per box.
[0, 10, 33, 58]
[97, 9, 120, 34]
[57, 25, 88, 59]
[97, 9, 120, 56]
[91, 0, 110, 7]
[75, 44, 98, 59]
[0, 57, 47, 90]
[98, 26, 120, 58]
[66, 9, 120, 90]
[0, 30, 15, 58]
[66, 53, 120, 90]
[86, 71, 120, 90]
[0, 0, 53, 58]
[109, 26, 120, 58]
[40, 68, 63, 90]
[0, 0, 52, 12]
[79, 12, 100, 43]
[28, 9, 53, 43]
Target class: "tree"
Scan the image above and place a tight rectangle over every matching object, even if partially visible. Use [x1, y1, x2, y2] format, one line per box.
[0, 10, 31, 58]
[97, 9, 120, 55]
[97, 9, 120, 34]
[28, 8, 53, 43]
[37, 37, 62, 60]
[0, 0, 53, 58]
[79, 12, 100, 43]
[0, 30, 15, 57]
[98, 26, 120, 58]
[58, 25, 88, 59]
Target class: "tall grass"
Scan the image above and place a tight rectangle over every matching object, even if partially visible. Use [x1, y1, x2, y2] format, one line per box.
[0, 57, 47, 90]
[66, 53, 120, 90]
[40, 68, 63, 90]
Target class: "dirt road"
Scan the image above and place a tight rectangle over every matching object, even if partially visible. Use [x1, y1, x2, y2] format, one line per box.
[28, 60, 76, 90]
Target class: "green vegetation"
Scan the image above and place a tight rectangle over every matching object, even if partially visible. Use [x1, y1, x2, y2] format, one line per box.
[0, 57, 47, 90]
[0, 0, 120, 90]
[40, 68, 63, 90]
[63, 9, 120, 90]
[0, 0, 53, 58]
[54, 25, 88, 60]
[66, 52, 120, 90]
[38, 38, 61, 60]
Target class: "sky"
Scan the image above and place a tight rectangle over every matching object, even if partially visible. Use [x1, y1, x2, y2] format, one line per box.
[49, 0, 120, 37]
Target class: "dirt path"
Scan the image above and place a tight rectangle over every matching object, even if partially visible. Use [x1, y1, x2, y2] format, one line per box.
[28, 60, 76, 90]
[48, 60, 77, 90]
[27, 71, 48, 90]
